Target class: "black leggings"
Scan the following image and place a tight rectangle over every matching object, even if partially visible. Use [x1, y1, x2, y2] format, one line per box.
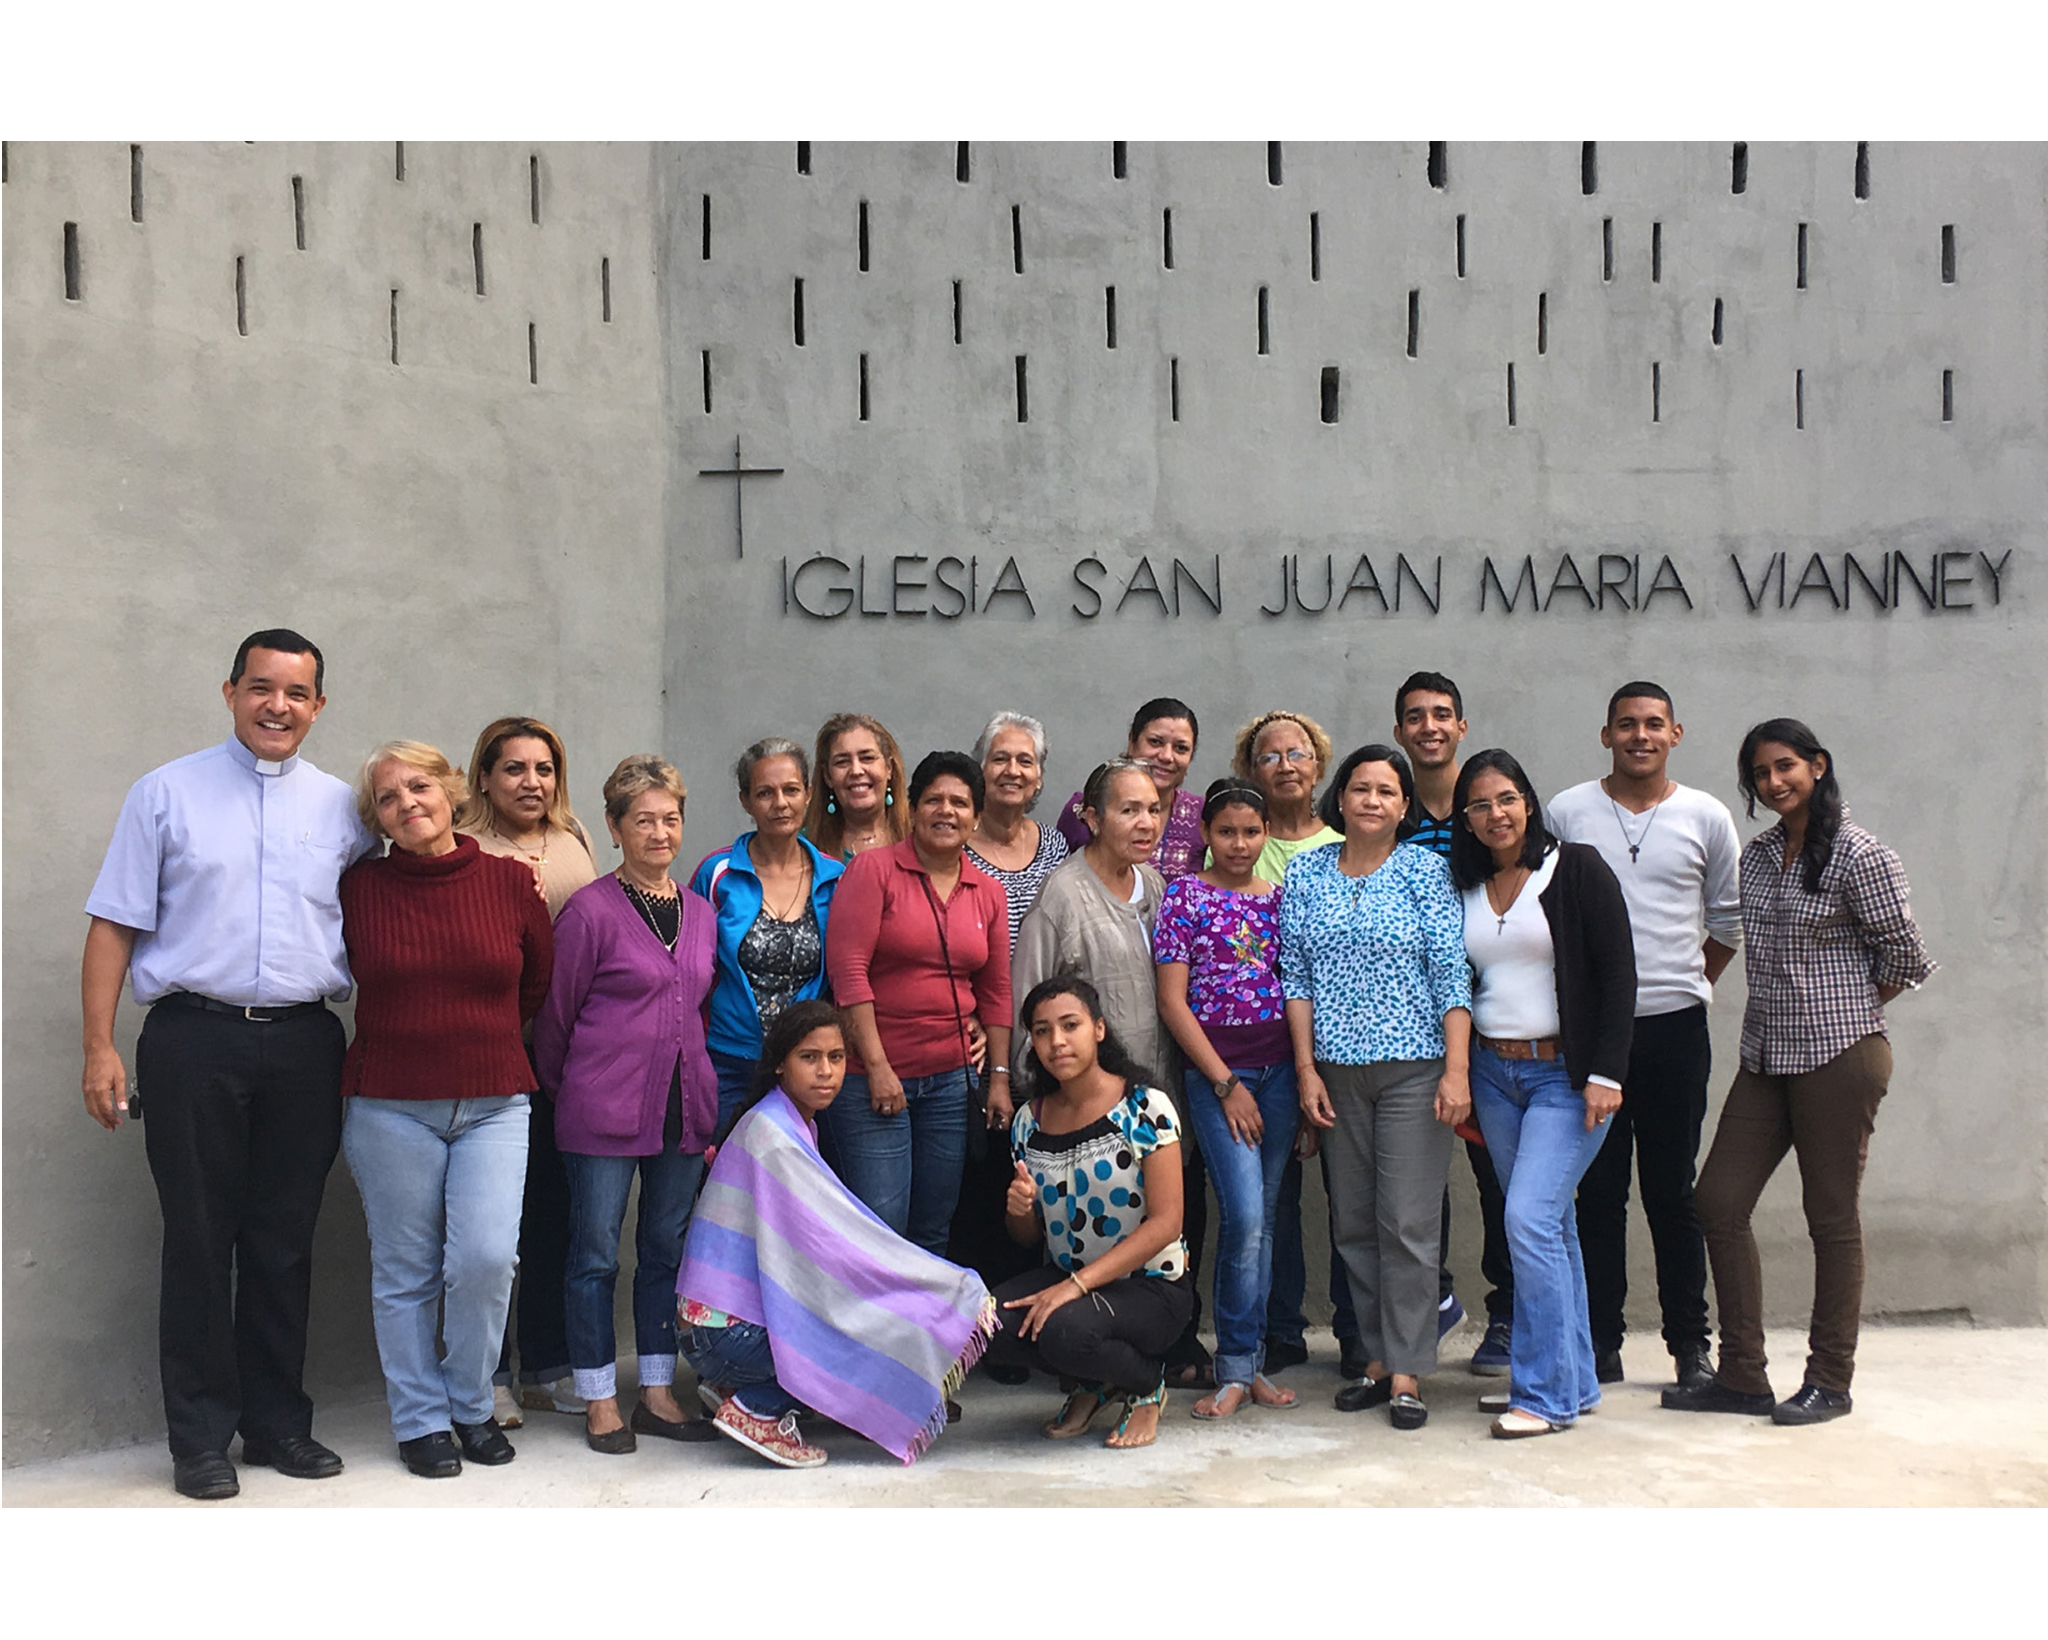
[986, 1267, 1193, 1396]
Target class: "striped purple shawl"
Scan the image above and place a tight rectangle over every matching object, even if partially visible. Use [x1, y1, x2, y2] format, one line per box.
[677, 1089, 996, 1464]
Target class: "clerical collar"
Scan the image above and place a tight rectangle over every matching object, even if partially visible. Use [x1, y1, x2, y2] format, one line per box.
[225, 736, 300, 779]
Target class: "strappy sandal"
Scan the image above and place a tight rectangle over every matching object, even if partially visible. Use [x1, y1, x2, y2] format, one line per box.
[1192, 1382, 1252, 1420]
[1250, 1372, 1300, 1409]
[1107, 1381, 1167, 1449]
[1042, 1385, 1113, 1440]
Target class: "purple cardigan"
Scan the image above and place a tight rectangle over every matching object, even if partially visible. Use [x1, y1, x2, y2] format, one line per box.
[535, 875, 718, 1157]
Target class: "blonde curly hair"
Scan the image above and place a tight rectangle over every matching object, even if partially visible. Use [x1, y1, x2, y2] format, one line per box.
[356, 741, 469, 838]
[1230, 710, 1335, 785]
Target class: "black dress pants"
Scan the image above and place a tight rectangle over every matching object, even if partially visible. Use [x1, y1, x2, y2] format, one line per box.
[1464, 1138, 1515, 1324]
[1573, 1004, 1712, 1356]
[498, 1082, 574, 1385]
[136, 1001, 345, 1459]
[988, 1267, 1193, 1396]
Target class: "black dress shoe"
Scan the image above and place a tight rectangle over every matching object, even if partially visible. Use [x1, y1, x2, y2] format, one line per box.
[1674, 1345, 1716, 1392]
[1772, 1383, 1853, 1425]
[399, 1431, 464, 1477]
[1594, 1348, 1625, 1384]
[1659, 1377, 1775, 1416]
[241, 1433, 343, 1479]
[1334, 1375, 1393, 1413]
[1263, 1339, 1310, 1374]
[172, 1451, 239, 1500]
[630, 1402, 717, 1443]
[454, 1418, 516, 1465]
[1389, 1392, 1429, 1431]
[1337, 1343, 1372, 1381]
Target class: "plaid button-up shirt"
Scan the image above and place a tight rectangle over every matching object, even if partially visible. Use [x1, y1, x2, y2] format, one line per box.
[1739, 813, 1935, 1075]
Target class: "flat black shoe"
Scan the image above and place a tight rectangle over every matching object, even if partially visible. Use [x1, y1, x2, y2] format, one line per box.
[1772, 1383, 1853, 1425]
[241, 1433, 343, 1479]
[1674, 1345, 1716, 1392]
[1594, 1348, 1625, 1384]
[1337, 1343, 1373, 1381]
[986, 1362, 1032, 1386]
[1263, 1339, 1310, 1374]
[399, 1432, 463, 1478]
[1334, 1375, 1393, 1413]
[172, 1451, 239, 1500]
[631, 1402, 717, 1442]
[454, 1418, 516, 1465]
[1389, 1392, 1429, 1431]
[1660, 1377, 1775, 1416]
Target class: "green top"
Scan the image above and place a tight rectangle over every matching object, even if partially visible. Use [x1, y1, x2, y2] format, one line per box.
[1257, 826, 1342, 885]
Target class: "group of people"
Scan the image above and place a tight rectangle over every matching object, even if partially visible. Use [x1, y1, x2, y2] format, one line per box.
[81, 629, 1936, 1498]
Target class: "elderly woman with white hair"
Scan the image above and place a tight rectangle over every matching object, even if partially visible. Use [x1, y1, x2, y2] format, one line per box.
[339, 741, 554, 1479]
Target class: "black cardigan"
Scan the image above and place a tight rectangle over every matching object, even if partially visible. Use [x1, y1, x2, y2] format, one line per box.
[1529, 842, 1637, 1090]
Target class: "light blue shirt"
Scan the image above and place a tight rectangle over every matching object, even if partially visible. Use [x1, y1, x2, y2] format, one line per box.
[1278, 841, 1472, 1065]
[86, 737, 375, 1006]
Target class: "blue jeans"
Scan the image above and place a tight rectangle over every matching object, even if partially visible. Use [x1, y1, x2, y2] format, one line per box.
[1183, 1063, 1298, 1387]
[820, 1067, 972, 1254]
[710, 1049, 757, 1139]
[681, 1321, 798, 1419]
[342, 1095, 529, 1442]
[561, 1147, 707, 1402]
[1266, 1151, 1360, 1347]
[1470, 1050, 1613, 1425]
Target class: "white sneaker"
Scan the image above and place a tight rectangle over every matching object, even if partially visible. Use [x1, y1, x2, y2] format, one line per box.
[493, 1383, 525, 1428]
[517, 1376, 587, 1416]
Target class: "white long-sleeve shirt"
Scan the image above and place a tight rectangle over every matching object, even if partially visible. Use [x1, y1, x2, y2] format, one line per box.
[1545, 780, 1742, 1018]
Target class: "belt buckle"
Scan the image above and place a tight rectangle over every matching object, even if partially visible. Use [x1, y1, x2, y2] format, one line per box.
[243, 1004, 279, 1023]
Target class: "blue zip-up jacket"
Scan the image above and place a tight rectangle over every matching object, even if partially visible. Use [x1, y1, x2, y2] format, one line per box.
[687, 830, 844, 1059]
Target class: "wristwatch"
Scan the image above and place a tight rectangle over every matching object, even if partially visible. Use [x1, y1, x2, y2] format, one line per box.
[1212, 1075, 1242, 1101]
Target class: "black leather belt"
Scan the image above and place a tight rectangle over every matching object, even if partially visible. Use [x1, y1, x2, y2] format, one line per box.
[157, 992, 327, 1023]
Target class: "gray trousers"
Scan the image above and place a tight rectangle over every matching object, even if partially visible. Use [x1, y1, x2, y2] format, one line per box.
[1321, 1059, 1452, 1378]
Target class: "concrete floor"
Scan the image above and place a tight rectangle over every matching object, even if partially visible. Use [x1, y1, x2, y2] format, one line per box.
[7, 1322, 2044, 1508]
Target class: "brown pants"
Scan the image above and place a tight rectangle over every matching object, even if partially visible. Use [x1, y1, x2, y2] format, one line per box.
[1694, 1036, 1891, 1396]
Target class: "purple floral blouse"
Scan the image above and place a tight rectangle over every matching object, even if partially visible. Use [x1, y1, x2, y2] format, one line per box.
[1056, 786, 1204, 881]
[1151, 874, 1292, 1066]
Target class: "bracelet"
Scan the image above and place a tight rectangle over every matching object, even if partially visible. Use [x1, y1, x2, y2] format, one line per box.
[990, 1066, 1010, 1079]
[1068, 1272, 1088, 1298]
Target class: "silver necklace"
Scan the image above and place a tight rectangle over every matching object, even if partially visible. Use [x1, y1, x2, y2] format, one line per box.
[1605, 781, 1672, 864]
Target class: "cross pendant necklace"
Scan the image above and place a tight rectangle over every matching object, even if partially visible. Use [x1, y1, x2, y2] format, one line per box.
[1605, 780, 1671, 865]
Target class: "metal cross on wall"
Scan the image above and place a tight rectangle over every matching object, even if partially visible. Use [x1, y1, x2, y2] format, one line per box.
[697, 435, 784, 558]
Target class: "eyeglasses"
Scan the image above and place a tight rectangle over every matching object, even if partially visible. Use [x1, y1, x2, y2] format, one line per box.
[1462, 792, 1526, 819]
[1255, 748, 1316, 769]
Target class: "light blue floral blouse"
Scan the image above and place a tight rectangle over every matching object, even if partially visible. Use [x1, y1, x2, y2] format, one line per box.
[1278, 842, 1472, 1064]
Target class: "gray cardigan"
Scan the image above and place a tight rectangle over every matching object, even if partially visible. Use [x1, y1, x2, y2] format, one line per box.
[1010, 850, 1169, 1088]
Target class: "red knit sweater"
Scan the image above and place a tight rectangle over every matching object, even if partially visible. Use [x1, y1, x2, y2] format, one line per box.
[339, 834, 554, 1101]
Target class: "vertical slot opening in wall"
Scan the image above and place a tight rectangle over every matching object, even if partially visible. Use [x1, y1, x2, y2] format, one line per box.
[1113, 141, 1127, 179]
[956, 141, 970, 183]
[63, 222, 80, 301]
[1456, 213, 1466, 277]
[1731, 142, 1748, 194]
[1162, 207, 1174, 269]
[952, 279, 962, 344]
[858, 353, 870, 421]
[1652, 361, 1661, 422]
[792, 277, 805, 346]
[235, 256, 247, 336]
[702, 349, 712, 413]
[1941, 224, 1956, 284]
[1427, 141, 1447, 189]
[292, 176, 306, 250]
[1795, 368, 1805, 430]
[1712, 296, 1724, 346]
[472, 223, 485, 296]
[389, 288, 399, 364]
[130, 145, 143, 221]
[1257, 285, 1270, 355]
[1581, 141, 1598, 195]
[1797, 222, 1808, 289]
[3, 142, 11, 184]
[1855, 141, 1870, 200]
[529, 154, 540, 225]
[1601, 217, 1613, 282]
[1537, 292, 1548, 355]
[1015, 355, 1029, 422]
[529, 323, 538, 385]
[1942, 368, 1954, 422]
[395, 141, 405, 181]
[1506, 362, 1517, 426]
[1170, 356, 1181, 422]
[1011, 205, 1023, 273]
[1406, 288, 1419, 357]
[601, 257, 612, 323]
[1651, 220, 1662, 283]
[1105, 285, 1117, 348]
[701, 194, 711, 260]
[796, 142, 812, 175]
[1320, 366, 1339, 424]
[858, 200, 870, 272]
[1267, 141, 1283, 185]
[1310, 212, 1321, 281]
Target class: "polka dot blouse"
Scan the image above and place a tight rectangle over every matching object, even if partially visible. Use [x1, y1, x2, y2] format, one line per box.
[1010, 1085, 1186, 1280]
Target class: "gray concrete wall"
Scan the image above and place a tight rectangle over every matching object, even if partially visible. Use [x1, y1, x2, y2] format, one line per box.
[6, 140, 2043, 1461]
